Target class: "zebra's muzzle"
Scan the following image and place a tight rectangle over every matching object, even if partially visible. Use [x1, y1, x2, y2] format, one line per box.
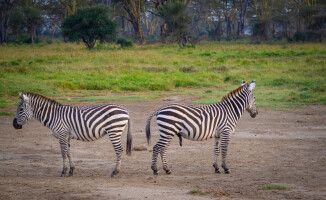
[13, 118, 22, 129]
[250, 111, 258, 118]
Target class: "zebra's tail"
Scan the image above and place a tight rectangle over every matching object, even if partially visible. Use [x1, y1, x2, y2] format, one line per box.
[126, 118, 132, 156]
[146, 111, 158, 146]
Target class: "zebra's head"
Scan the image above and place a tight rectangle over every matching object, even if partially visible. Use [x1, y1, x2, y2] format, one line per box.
[13, 92, 33, 129]
[243, 80, 258, 118]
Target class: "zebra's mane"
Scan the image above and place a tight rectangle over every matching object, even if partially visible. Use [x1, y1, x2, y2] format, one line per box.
[25, 92, 62, 106]
[221, 84, 248, 102]
[24, 92, 126, 111]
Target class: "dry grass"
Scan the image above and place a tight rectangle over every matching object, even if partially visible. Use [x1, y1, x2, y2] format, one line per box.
[189, 188, 231, 197]
[133, 145, 148, 151]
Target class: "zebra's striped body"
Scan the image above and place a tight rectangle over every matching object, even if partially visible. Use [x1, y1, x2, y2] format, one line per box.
[146, 81, 257, 175]
[13, 92, 132, 178]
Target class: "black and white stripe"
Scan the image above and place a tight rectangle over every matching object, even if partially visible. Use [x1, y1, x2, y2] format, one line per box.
[13, 92, 132, 178]
[146, 80, 258, 175]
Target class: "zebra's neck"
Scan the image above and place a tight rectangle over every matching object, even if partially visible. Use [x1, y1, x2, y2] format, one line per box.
[28, 94, 63, 128]
[220, 89, 248, 123]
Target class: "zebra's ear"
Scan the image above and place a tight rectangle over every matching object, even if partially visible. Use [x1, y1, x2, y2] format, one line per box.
[20, 93, 29, 102]
[248, 80, 256, 91]
[241, 80, 246, 86]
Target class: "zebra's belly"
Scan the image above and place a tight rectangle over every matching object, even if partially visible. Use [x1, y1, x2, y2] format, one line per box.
[179, 130, 215, 141]
[69, 129, 106, 141]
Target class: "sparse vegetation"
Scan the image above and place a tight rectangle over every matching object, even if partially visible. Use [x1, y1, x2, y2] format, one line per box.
[133, 145, 148, 151]
[189, 190, 206, 195]
[211, 189, 231, 197]
[189, 189, 230, 197]
[0, 111, 15, 116]
[262, 185, 290, 190]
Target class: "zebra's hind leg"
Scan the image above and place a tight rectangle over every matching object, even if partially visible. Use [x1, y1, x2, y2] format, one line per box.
[220, 132, 231, 174]
[213, 137, 221, 174]
[151, 135, 173, 175]
[151, 143, 161, 175]
[108, 132, 123, 178]
[160, 146, 171, 174]
[67, 138, 75, 177]
[59, 132, 69, 177]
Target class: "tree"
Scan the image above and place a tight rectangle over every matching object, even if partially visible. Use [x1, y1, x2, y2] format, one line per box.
[62, 6, 117, 49]
[43, 0, 65, 40]
[238, 0, 248, 38]
[151, 0, 191, 43]
[191, 0, 217, 41]
[269, 0, 293, 38]
[24, 6, 43, 45]
[120, 0, 145, 44]
[158, 2, 192, 48]
[252, 0, 275, 40]
[58, 0, 76, 17]
[298, 0, 326, 42]
[8, 7, 24, 39]
[0, 0, 15, 44]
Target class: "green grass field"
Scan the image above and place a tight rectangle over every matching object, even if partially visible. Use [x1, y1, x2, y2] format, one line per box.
[0, 41, 325, 112]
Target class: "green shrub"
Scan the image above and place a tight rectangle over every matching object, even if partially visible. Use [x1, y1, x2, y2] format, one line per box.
[293, 30, 322, 42]
[8, 34, 41, 44]
[117, 38, 133, 48]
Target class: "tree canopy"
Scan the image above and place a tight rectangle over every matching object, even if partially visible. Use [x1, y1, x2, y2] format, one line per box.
[158, 2, 192, 48]
[61, 6, 117, 49]
[1, 0, 326, 46]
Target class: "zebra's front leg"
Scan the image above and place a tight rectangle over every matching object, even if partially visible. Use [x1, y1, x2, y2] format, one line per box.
[109, 132, 123, 178]
[67, 138, 75, 177]
[220, 132, 231, 174]
[59, 133, 69, 177]
[213, 137, 221, 174]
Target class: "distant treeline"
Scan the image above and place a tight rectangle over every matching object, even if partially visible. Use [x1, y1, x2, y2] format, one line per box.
[1, 0, 325, 45]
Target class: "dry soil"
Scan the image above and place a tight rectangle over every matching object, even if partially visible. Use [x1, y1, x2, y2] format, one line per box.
[1, 96, 326, 199]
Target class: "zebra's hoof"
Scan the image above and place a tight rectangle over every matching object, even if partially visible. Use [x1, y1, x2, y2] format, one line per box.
[224, 169, 231, 174]
[165, 170, 171, 174]
[68, 167, 74, 177]
[110, 173, 115, 178]
[215, 169, 221, 174]
[153, 171, 158, 175]
[60, 173, 65, 177]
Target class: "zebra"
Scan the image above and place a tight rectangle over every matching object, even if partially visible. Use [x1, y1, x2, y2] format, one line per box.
[146, 80, 258, 175]
[13, 92, 132, 178]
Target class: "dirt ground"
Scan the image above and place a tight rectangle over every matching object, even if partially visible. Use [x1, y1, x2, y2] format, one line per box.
[1, 96, 326, 200]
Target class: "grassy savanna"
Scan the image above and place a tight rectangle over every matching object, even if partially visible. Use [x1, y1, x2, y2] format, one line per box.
[0, 42, 325, 112]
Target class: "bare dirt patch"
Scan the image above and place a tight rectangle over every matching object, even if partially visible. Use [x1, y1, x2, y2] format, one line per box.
[1, 98, 326, 200]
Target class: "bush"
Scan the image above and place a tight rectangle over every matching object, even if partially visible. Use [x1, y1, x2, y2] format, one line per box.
[46, 39, 53, 44]
[8, 34, 40, 44]
[251, 21, 268, 42]
[293, 30, 322, 42]
[117, 38, 133, 48]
